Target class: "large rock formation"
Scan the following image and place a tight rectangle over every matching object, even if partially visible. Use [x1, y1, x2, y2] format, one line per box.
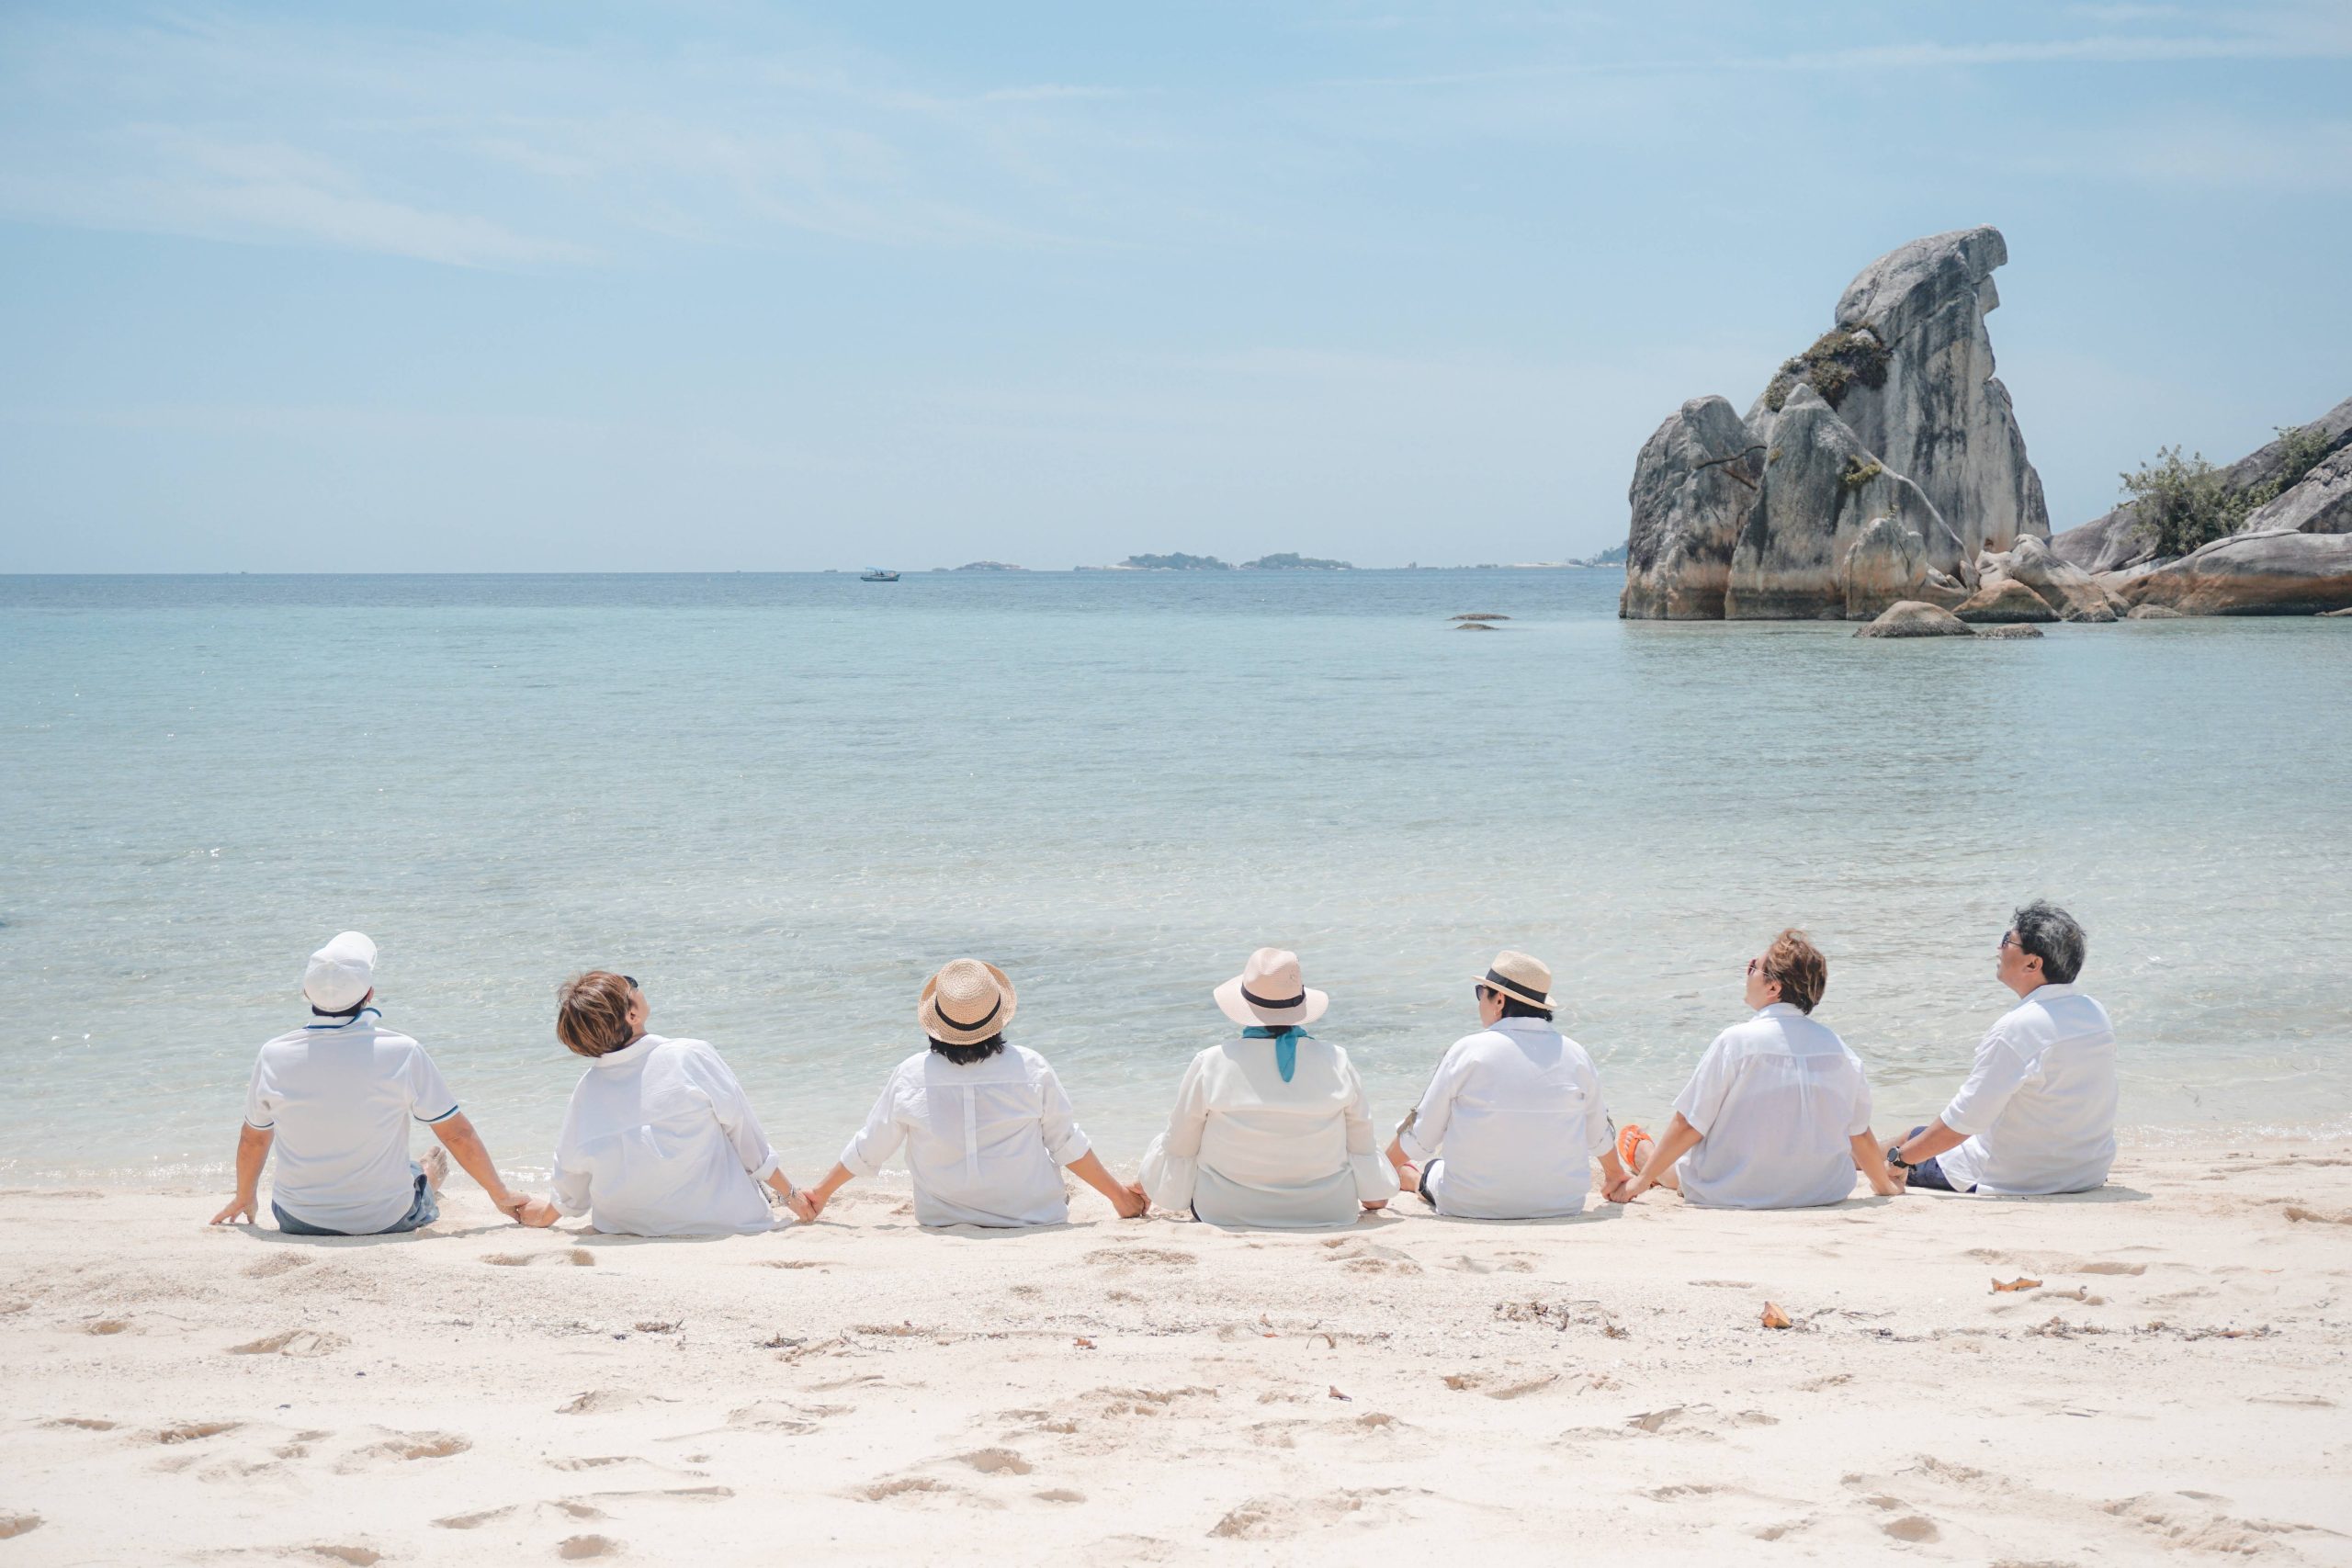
[1623, 227, 2040, 620]
[2118, 530, 2352, 616]
[1854, 600, 1973, 638]
[1620, 397, 1763, 619]
[1977, 536, 2122, 622]
[2051, 396, 2352, 575]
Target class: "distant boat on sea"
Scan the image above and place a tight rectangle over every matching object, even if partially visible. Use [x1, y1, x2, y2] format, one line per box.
[860, 569, 900, 582]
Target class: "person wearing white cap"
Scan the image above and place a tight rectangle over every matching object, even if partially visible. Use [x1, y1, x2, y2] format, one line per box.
[1131, 948, 1397, 1228]
[800, 959, 1146, 1228]
[1385, 951, 1629, 1219]
[211, 932, 549, 1234]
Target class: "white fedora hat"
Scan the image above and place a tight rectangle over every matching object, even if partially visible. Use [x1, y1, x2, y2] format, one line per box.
[1214, 947, 1329, 1028]
[1472, 949, 1558, 1011]
[919, 958, 1018, 1045]
[303, 931, 378, 1011]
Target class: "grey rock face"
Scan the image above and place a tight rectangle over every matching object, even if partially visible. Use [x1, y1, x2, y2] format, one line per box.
[1621, 227, 2042, 619]
[2120, 529, 2352, 616]
[2243, 446, 2352, 535]
[1955, 576, 2059, 624]
[1725, 388, 1960, 620]
[1819, 226, 2050, 557]
[1973, 623, 2045, 638]
[2126, 604, 2184, 619]
[1619, 397, 1764, 620]
[1854, 600, 1974, 637]
[1979, 536, 2120, 622]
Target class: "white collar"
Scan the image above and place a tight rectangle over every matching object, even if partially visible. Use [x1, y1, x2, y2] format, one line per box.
[590, 1032, 663, 1068]
[1754, 1001, 1804, 1020]
[2017, 982, 2077, 1005]
[1489, 1015, 1557, 1035]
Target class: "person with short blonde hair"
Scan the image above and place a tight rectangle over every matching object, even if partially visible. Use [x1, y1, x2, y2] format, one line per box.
[515, 971, 817, 1235]
[1614, 931, 1899, 1208]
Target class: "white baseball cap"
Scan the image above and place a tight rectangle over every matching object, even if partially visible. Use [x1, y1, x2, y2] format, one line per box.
[302, 931, 379, 1011]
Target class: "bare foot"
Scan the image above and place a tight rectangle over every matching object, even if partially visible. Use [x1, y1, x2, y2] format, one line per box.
[422, 1145, 450, 1191]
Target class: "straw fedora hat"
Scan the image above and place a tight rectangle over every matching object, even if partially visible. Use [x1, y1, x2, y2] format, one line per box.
[919, 958, 1018, 1045]
[1473, 950, 1559, 1011]
[1214, 947, 1329, 1028]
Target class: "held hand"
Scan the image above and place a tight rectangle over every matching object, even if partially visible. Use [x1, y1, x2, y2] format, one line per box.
[785, 1187, 820, 1224]
[1113, 1185, 1148, 1220]
[514, 1196, 561, 1227]
[210, 1195, 259, 1225]
[799, 1186, 831, 1221]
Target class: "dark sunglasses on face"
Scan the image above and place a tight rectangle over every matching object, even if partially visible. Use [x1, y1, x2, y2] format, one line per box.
[622, 976, 639, 989]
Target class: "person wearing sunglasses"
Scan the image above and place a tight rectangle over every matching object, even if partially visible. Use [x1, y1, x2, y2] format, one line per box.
[1882, 901, 2116, 1196]
[1612, 930, 1900, 1207]
[514, 971, 817, 1235]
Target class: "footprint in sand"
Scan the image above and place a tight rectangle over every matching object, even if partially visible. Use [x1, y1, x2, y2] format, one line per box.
[484, 1248, 596, 1268]
[301, 1547, 381, 1566]
[558, 1535, 620, 1560]
[432, 1507, 514, 1530]
[1035, 1488, 1085, 1504]
[230, 1329, 347, 1359]
[243, 1253, 314, 1280]
[1084, 1247, 1195, 1269]
[85, 1319, 134, 1336]
[956, 1448, 1034, 1475]
[334, 1431, 470, 1472]
[153, 1421, 241, 1445]
[43, 1417, 116, 1431]
[1881, 1515, 1940, 1541]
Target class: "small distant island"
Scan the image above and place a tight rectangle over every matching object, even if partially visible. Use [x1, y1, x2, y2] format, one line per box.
[1081, 551, 1355, 571]
[949, 560, 1026, 571]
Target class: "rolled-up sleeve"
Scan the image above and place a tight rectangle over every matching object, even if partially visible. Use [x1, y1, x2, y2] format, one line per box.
[1396, 1043, 1461, 1166]
[1941, 1030, 2029, 1138]
[1137, 1052, 1211, 1210]
[550, 1097, 593, 1218]
[1342, 1057, 1399, 1201]
[1847, 1058, 1876, 1137]
[1033, 1059, 1091, 1168]
[839, 1071, 908, 1179]
[690, 1045, 782, 1183]
[1582, 1056, 1614, 1157]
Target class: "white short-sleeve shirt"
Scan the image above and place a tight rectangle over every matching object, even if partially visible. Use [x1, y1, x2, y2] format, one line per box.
[1397, 1018, 1612, 1219]
[840, 1044, 1092, 1228]
[1669, 1003, 1874, 1210]
[1137, 1034, 1397, 1229]
[244, 1010, 459, 1234]
[1935, 984, 2117, 1196]
[550, 1034, 787, 1236]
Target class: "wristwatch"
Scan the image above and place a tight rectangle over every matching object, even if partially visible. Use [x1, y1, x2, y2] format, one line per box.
[1884, 1145, 1913, 1171]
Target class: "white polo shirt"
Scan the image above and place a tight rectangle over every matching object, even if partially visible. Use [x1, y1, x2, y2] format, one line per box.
[551, 1034, 787, 1236]
[1397, 1017, 1612, 1219]
[1935, 983, 2117, 1196]
[1138, 1035, 1397, 1229]
[244, 1010, 459, 1235]
[842, 1044, 1092, 1227]
[1670, 1003, 1873, 1210]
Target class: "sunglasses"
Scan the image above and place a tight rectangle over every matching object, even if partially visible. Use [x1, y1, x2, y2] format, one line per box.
[622, 975, 639, 990]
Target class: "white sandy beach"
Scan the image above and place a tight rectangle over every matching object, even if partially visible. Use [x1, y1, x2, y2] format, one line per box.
[3, 1141, 2348, 1566]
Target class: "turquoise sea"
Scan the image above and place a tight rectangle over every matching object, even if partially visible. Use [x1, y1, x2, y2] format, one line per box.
[5, 570, 2348, 1186]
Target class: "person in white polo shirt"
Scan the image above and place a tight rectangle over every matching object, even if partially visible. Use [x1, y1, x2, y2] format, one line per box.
[1612, 930, 1902, 1208]
[210, 931, 548, 1235]
[1384, 950, 1628, 1219]
[1884, 901, 2117, 1196]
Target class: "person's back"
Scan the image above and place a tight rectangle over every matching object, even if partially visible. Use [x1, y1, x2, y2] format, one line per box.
[851, 1043, 1083, 1226]
[1187, 1034, 1374, 1227]
[250, 1012, 458, 1234]
[1935, 986, 2116, 1196]
[553, 1033, 782, 1236]
[1408, 1020, 1607, 1218]
[1673, 1005, 1871, 1209]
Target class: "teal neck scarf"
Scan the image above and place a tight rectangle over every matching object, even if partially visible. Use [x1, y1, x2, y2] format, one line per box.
[1242, 1024, 1311, 1083]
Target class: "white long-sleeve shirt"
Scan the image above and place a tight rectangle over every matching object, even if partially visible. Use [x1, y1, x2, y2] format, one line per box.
[550, 1034, 786, 1236]
[840, 1044, 1091, 1228]
[1397, 1017, 1611, 1219]
[1935, 984, 2117, 1196]
[1670, 1003, 1873, 1209]
[1138, 1035, 1396, 1228]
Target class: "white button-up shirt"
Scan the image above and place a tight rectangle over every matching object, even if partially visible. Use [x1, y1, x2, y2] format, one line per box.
[1936, 983, 2117, 1196]
[840, 1044, 1091, 1228]
[550, 1034, 786, 1236]
[1139, 1035, 1396, 1228]
[244, 1010, 460, 1235]
[1396, 1017, 1611, 1219]
[1670, 1003, 1873, 1209]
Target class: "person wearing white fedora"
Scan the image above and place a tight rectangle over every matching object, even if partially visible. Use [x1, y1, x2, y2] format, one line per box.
[1385, 951, 1627, 1220]
[800, 960, 1146, 1228]
[210, 931, 550, 1235]
[1131, 947, 1396, 1229]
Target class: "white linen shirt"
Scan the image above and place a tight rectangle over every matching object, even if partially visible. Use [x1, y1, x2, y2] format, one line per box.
[1396, 1018, 1611, 1219]
[550, 1034, 786, 1236]
[1138, 1035, 1396, 1228]
[840, 1044, 1091, 1228]
[243, 1010, 459, 1235]
[1669, 1003, 1873, 1210]
[1935, 984, 2117, 1196]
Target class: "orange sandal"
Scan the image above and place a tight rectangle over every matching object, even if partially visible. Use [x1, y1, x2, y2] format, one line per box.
[1616, 1122, 1651, 1170]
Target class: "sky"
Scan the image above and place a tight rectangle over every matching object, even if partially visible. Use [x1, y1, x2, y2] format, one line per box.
[1, 2, 2347, 572]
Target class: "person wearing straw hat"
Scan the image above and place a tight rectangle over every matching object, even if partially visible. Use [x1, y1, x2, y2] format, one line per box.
[210, 931, 551, 1234]
[1131, 947, 1397, 1229]
[799, 959, 1146, 1228]
[1385, 951, 1628, 1220]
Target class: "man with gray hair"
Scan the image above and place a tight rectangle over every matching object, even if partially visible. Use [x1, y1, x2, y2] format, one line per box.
[1884, 901, 2117, 1196]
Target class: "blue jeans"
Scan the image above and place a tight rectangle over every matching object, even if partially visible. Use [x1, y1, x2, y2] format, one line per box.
[275, 1167, 439, 1235]
[1904, 1125, 1976, 1193]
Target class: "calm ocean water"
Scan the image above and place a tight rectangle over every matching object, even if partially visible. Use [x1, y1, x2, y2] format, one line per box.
[5, 570, 2348, 1187]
